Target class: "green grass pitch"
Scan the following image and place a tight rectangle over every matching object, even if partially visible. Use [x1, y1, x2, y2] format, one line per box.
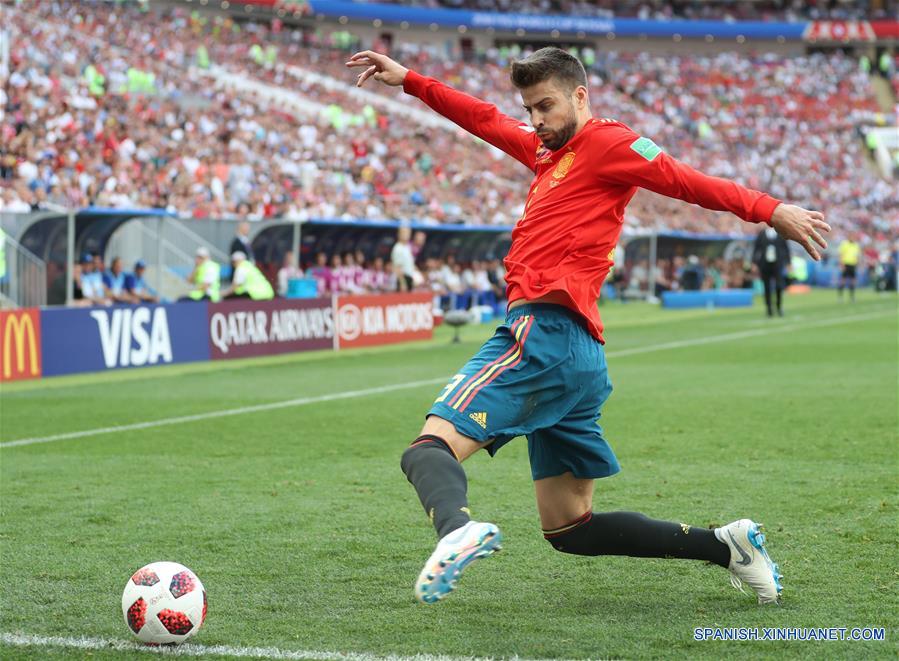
[1, 290, 896, 660]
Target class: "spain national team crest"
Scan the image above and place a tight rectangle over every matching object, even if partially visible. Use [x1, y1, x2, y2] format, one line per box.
[552, 152, 576, 180]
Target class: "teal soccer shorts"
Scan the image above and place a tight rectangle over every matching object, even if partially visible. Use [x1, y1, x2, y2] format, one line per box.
[428, 303, 620, 481]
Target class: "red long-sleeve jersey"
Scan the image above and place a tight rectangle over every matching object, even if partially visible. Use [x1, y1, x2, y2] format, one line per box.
[402, 70, 781, 343]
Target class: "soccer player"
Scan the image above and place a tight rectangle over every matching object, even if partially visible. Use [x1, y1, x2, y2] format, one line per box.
[347, 47, 830, 605]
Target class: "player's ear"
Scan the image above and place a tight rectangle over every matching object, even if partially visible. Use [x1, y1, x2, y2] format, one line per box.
[574, 85, 588, 109]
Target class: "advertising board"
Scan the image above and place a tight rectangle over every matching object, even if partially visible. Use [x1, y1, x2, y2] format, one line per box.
[208, 298, 334, 360]
[0, 308, 42, 382]
[40, 303, 210, 376]
[336, 293, 433, 349]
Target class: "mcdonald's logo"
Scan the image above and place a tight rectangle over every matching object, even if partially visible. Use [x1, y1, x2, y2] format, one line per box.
[0, 309, 42, 382]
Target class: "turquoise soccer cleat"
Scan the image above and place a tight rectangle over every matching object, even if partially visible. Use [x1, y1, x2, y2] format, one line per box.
[414, 521, 502, 604]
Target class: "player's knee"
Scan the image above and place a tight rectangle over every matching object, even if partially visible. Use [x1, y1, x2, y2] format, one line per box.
[400, 434, 456, 476]
[543, 515, 596, 556]
[545, 528, 592, 555]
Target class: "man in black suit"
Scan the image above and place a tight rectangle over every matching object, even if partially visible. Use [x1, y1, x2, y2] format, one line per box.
[753, 226, 790, 317]
[229, 222, 254, 264]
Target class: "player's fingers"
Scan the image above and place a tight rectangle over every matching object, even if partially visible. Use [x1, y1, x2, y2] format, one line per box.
[356, 65, 377, 87]
[808, 210, 825, 221]
[810, 217, 832, 233]
[809, 228, 828, 250]
[347, 50, 375, 62]
[801, 236, 821, 261]
[355, 51, 386, 67]
[346, 57, 374, 69]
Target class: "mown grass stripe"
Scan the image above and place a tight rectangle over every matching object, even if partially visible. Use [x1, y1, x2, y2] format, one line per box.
[1, 309, 890, 450]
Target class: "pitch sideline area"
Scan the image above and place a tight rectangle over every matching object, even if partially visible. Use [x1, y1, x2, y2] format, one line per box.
[1, 304, 891, 449]
[1, 291, 896, 660]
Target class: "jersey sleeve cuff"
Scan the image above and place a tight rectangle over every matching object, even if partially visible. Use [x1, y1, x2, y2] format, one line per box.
[754, 195, 781, 226]
[402, 69, 427, 97]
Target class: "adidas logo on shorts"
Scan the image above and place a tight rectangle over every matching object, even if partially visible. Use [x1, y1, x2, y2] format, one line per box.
[469, 412, 488, 429]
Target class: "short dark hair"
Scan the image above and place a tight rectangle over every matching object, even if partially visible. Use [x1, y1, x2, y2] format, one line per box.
[510, 47, 588, 93]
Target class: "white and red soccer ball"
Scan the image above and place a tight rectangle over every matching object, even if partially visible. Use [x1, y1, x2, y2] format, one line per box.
[122, 561, 206, 644]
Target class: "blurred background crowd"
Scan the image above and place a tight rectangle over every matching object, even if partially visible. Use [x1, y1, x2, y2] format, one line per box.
[377, 0, 899, 21]
[3, 0, 897, 241]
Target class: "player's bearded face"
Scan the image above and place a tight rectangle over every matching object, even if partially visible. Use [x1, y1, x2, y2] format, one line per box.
[540, 102, 579, 151]
[521, 81, 580, 152]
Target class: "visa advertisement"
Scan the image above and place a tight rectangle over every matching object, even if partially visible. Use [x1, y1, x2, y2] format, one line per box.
[6, 293, 434, 379]
[39, 303, 210, 377]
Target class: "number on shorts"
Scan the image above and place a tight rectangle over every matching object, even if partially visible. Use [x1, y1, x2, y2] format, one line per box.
[434, 373, 466, 403]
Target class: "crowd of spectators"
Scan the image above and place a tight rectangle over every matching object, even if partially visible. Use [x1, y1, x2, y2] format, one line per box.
[283, 250, 512, 314]
[422, 256, 507, 310]
[623, 254, 754, 296]
[2, 0, 896, 243]
[374, 0, 898, 21]
[619, 229, 898, 298]
[301, 227, 505, 311]
[303, 249, 397, 295]
[71, 239, 508, 312]
[72, 251, 158, 306]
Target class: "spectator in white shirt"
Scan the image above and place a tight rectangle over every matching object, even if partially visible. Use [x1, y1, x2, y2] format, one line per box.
[391, 226, 415, 292]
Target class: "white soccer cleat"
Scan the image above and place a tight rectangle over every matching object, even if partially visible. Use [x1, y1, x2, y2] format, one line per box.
[414, 521, 502, 604]
[715, 519, 783, 605]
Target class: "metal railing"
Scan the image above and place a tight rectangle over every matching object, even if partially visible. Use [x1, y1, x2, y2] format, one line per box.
[0, 232, 47, 309]
[105, 217, 228, 301]
[165, 216, 229, 264]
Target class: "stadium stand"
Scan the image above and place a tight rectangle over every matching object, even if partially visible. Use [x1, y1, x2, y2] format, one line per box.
[371, 0, 899, 22]
[1, 0, 896, 241]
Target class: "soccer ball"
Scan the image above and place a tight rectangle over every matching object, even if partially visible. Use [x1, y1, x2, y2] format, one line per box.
[121, 561, 206, 644]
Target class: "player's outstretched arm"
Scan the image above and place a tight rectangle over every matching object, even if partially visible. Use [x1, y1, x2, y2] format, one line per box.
[346, 50, 538, 170]
[346, 51, 409, 88]
[595, 126, 831, 261]
[769, 204, 831, 261]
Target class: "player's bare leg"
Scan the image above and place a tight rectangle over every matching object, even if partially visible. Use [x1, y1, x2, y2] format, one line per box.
[400, 415, 501, 603]
[417, 414, 483, 462]
[534, 472, 593, 531]
[535, 473, 782, 604]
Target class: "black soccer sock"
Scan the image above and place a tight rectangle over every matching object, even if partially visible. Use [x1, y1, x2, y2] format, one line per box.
[400, 435, 471, 538]
[544, 511, 731, 568]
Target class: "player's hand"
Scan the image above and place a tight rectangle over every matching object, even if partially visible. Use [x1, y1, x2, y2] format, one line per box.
[345, 50, 408, 88]
[770, 203, 831, 261]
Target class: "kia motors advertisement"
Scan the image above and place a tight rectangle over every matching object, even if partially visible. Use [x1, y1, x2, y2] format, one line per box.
[336, 293, 433, 349]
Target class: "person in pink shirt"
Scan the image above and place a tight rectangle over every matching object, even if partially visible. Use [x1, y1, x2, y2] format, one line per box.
[305, 252, 333, 296]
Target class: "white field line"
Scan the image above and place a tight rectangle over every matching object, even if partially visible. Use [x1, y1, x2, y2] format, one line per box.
[1, 309, 892, 450]
[0, 632, 511, 661]
[0, 378, 446, 449]
[607, 308, 892, 358]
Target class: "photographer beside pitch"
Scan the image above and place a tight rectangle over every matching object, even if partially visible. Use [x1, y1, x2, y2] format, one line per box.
[347, 47, 830, 605]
